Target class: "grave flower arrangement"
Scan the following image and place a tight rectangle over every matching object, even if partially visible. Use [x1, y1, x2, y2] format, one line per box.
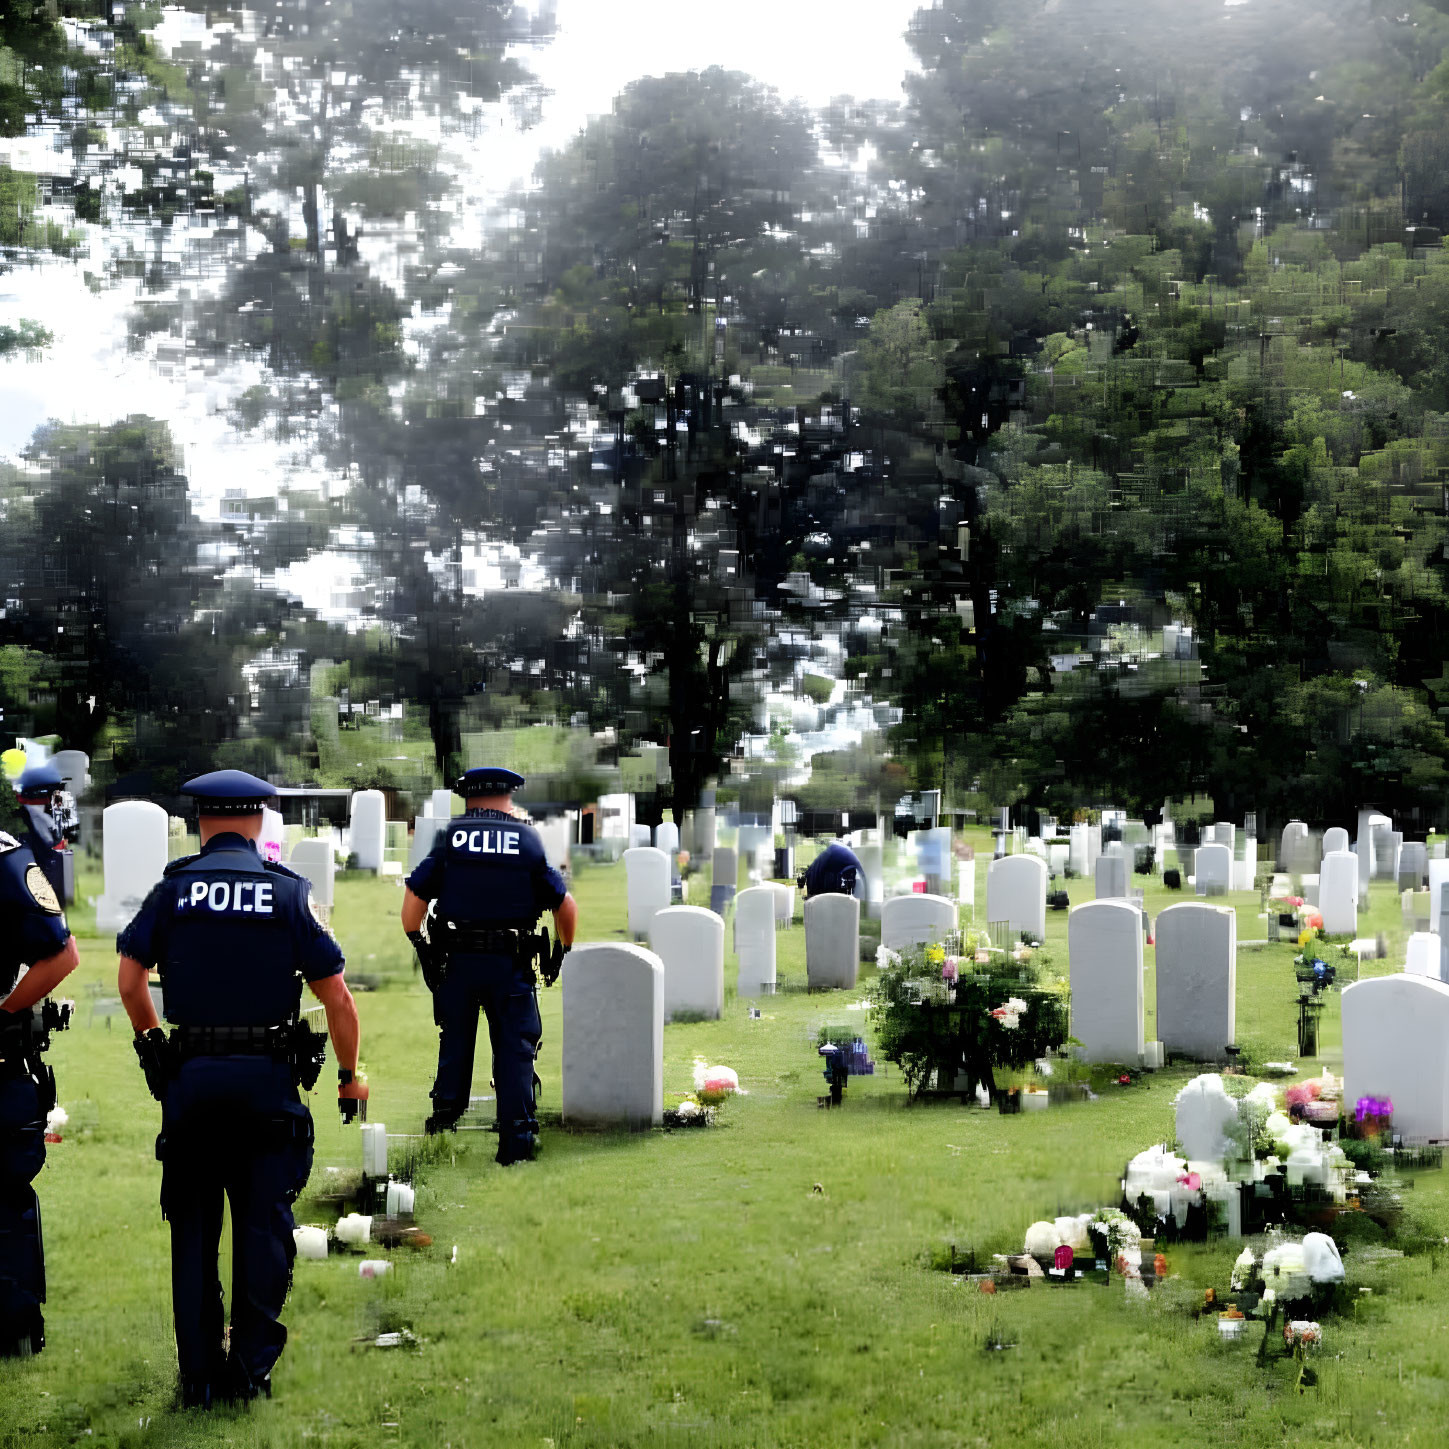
[870, 933, 1069, 1099]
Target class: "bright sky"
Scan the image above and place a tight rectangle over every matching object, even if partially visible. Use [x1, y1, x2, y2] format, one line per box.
[0, 0, 923, 479]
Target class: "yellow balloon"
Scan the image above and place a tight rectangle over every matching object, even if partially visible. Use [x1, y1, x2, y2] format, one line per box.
[1, 749, 27, 781]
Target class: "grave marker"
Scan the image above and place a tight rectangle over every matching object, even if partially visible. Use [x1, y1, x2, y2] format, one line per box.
[649, 905, 725, 1020]
[561, 944, 663, 1127]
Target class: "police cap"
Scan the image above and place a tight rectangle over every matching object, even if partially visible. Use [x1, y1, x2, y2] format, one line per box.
[181, 769, 277, 815]
[453, 766, 525, 797]
[16, 763, 64, 798]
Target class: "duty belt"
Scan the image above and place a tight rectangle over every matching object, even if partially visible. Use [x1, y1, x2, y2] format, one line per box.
[171, 1023, 292, 1058]
[441, 924, 535, 955]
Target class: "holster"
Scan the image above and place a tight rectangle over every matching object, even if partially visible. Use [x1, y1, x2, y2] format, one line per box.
[287, 1020, 329, 1092]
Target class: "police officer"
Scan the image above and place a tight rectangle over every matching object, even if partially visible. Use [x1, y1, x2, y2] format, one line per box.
[401, 767, 576, 1163]
[116, 770, 367, 1408]
[0, 828, 78, 1358]
[14, 764, 70, 904]
[798, 839, 864, 900]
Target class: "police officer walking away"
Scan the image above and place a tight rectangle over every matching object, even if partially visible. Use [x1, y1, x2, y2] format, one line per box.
[0, 828, 78, 1358]
[116, 771, 368, 1408]
[401, 768, 577, 1163]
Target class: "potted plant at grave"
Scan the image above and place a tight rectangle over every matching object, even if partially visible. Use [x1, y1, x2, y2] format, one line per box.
[870, 936, 1070, 1101]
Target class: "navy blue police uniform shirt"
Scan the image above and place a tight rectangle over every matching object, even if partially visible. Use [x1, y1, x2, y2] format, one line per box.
[406, 810, 567, 928]
[0, 831, 71, 996]
[802, 842, 864, 897]
[118, 832, 343, 1027]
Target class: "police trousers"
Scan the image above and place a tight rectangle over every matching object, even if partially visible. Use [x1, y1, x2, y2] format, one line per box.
[158, 1056, 313, 1391]
[0, 1067, 50, 1350]
[431, 951, 542, 1163]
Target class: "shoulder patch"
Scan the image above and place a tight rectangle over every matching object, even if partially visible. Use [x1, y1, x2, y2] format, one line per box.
[0, 831, 19, 854]
[24, 863, 63, 915]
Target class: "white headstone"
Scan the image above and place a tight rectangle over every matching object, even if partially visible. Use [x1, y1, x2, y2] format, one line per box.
[1405, 932, 1441, 980]
[985, 854, 1047, 939]
[1281, 820, 1320, 874]
[349, 789, 386, 871]
[1398, 841, 1428, 891]
[712, 846, 738, 893]
[805, 893, 859, 990]
[561, 944, 663, 1127]
[880, 893, 958, 951]
[629, 823, 652, 849]
[1233, 836, 1257, 891]
[624, 846, 671, 938]
[692, 807, 716, 855]
[1357, 810, 1389, 892]
[737, 824, 771, 875]
[1342, 974, 1449, 1141]
[734, 887, 777, 997]
[1068, 823, 1091, 877]
[1211, 822, 1236, 850]
[1174, 1073, 1240, 1161]
[97, 800, 169, 932]
[855, 842, 884, 918]
[1323, 826, 1350, 857]
[1068, 899, 1144, 1064]
[1372, 825, 1400, 883]
[1194, 843, 1232, 897]
[769, 881, 795, 924]
[655, 821, 680, 857]
[1155, 902, 1236, 1060]
[915, 826, 952, 893]
[535, 815, 571, 872]
[288, 838, 336, 909]
[1320, 850, 1359, 936]
[1094, 852, 1128, 900]
[958, 855, 976, 915]
[649, 905, 725, 1020]
[430, 788, 455, 818]
[1431, 857, 1449, 933]
[51, 750, 89, 795]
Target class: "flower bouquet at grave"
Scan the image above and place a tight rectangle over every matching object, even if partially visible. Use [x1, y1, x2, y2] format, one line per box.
[869, 935, 1070, 1100]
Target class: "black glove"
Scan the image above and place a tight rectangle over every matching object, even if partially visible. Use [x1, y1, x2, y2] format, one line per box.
[133, 1028, 178, 1103]
[339, 1093, 363, 1124]
[541, 938, 568, 987]
[407, 930, 444, 992]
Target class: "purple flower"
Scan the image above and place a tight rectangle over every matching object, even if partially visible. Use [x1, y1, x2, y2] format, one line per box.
[1354, 1095, 1392, 1122]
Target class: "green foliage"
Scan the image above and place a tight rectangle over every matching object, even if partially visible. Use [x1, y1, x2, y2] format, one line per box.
[871, 935, 1070, 1095]
[0, 318, 51, 355]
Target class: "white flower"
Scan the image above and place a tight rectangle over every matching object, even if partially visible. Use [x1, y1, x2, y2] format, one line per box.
[676, 1098, 700, 1119]
[46, 1106, 68, 1131]
[875, 945, 902, 969]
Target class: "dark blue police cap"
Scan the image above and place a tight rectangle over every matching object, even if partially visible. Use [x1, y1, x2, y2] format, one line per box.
[181, 769, 277, 815]
[16, 764, 64, 796]
[454, 766, 524, 797]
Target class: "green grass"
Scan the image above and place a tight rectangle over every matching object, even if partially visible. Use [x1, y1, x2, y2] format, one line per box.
[4, 835, 1448, 1448]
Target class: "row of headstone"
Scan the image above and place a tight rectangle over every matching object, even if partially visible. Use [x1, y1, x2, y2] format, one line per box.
[880, 893, 957, 951]
[1067, 900, 1235, 1064]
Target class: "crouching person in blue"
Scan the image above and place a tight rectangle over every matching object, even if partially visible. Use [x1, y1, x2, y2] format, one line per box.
[0, 833, 79, 1358]
[400, 768, 576, 1163]
[798, 840, 864, 900]
[116, 771, 368, 1408]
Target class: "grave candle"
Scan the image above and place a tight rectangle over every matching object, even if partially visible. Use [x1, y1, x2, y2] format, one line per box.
[360, 1122, 387, 1178]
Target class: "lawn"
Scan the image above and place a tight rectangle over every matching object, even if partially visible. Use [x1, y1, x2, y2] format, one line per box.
[2, 833, 1447, 1449]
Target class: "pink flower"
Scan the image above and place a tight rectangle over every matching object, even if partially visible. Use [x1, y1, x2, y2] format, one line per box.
[1177, 1172, 1202, 1191]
